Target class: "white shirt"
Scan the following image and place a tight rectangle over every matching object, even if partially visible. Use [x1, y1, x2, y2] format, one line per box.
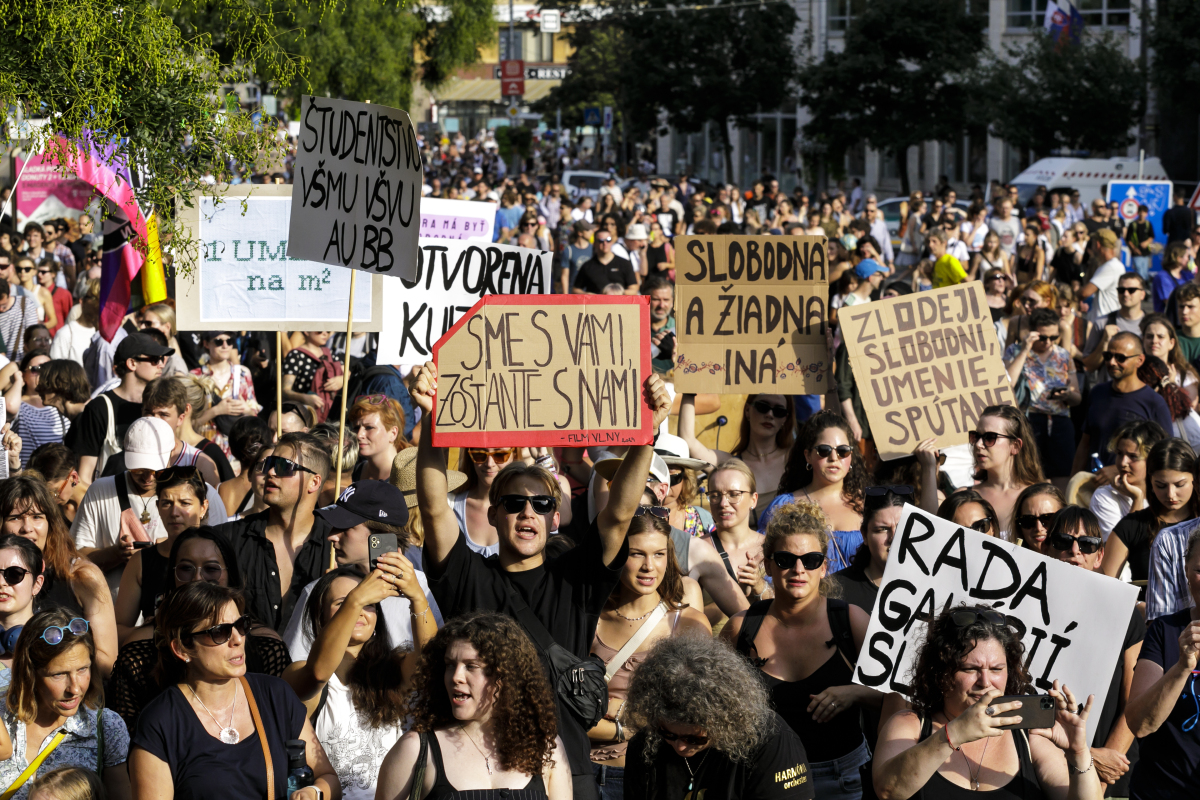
[869, 218, 894, 264]
[1088, 484, 1132, 540]
[314, 673, 405, 800]
[1086, 258, 1126, 323]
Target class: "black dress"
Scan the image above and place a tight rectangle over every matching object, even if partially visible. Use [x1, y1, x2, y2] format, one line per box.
[423, 730, 548, 800]
[138, 545, 172, 622]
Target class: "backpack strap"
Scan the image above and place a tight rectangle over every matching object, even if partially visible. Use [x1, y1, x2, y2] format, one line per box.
[410, 732, 429, 800]
[708, 532, 736, 580]
[734, 599, 774, 666]
[115, 471, 132, 514]
[309, 681, 332, 726]
[826, 597, 859, 669]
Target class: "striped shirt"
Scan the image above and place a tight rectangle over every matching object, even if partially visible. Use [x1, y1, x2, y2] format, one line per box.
[13, 402, 69, 468]
[0, 295, 42, 361]
[1146, 517, 1200, 620]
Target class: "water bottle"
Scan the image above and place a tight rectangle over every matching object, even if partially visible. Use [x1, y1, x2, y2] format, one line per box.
[1090, 452, 1103, 473]
[285, 739, 314, 797]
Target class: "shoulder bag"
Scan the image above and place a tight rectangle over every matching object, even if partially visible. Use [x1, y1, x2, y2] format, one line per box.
[604, 602, 668, 682]
[410, 732, 429, 800]
[241, 675, 275, 800]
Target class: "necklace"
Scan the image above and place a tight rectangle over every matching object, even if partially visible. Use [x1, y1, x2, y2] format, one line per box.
[742, 446, 780, 460]
[959, 735, 990, 791]
[612, 601, 658, 622]
[190, 682, 240, 744]
[460, 724, 492, 774]
[682, 750, 710, 794]
[135, 495, 153, 526]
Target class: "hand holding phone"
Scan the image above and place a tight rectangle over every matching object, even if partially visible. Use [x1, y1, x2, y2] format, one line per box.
[988, 694, 1056, 731]
[368, 533, 399, 572]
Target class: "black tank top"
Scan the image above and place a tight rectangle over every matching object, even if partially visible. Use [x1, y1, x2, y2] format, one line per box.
[646, 242, 669, 273]
[916, 716, 1045, 800]
[756, 642, 862, 762]
[425, 730, 548, 800]
[139, 544, 172, 621]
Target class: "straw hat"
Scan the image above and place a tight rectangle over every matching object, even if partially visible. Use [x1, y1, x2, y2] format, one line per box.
[390, 446, 468, 508]
[654, 432, 713, 472]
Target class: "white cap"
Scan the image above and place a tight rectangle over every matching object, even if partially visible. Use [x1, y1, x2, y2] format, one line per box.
[625, 223, 649, 240]
[593, 453, 670, 485]
[654, 432, 713, 472]
[124, 417, 174, 471]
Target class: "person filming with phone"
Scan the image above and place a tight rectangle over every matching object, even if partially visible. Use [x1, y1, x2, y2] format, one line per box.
[873, 603, 1103, 800]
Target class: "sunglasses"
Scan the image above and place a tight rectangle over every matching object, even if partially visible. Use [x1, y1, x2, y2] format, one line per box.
[467, 448, 516, 465]
[657, 727, 709, 747]
[966, 518, 993, 534]
[210, 336, 235, 347]
[497, 494, 557, 515]
[175, 562, 227, 584]
[184, 614, 251, 646]
[1050, 530, 1103, 555]
[36, 270, 52, 276]
[135, 355, 167, 365]
[15, 266, 34, 274]
[634, 505, 671, 519]
[1017, 512, 1057, 530]
[1033, 334, 1059, 343]
[751, 400, 789, 419]
[771, 551, 825, 571]
[1117, 286, 1143, 294]
[1101, 351, 1133, 364]
[813, 444, 854, 459]
[865, 485, 915, 498]
[25, 364, 43, 373]
[0, 565, 30, 586]
[255, 455, 317, 478]
[42, 617, 89, 645]
[950, 609, 1009, 629]
[968, 431, 1018, 447]
[668, 471, 685, 486]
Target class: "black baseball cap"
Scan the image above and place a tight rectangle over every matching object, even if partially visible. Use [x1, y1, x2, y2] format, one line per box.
[113, 332, 174, 365]
[315, 480, 409, 530]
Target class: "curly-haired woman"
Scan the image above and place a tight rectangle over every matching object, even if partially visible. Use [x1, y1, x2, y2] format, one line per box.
[873, 604, 1102, 800]
[759, 411, 870, 573]
[723, 501, 879, 800]
[622, 634, 814, 800]
[375, 611, 572, 800]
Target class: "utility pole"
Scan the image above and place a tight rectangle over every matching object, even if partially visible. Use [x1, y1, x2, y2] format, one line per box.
[508, 0, 518, 176]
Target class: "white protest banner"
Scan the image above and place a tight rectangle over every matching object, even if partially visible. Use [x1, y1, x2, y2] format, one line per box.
[175, 185, 380, 331]
[853, 505, 1139, 738]
[420, 197, 496, 241]
[375, 239, 552, 364]
[287, 95, 423, 280]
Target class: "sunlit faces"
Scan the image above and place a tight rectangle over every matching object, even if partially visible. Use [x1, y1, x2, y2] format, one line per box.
[1113, 438, 1148, 485]
[1030, 324, 1060, 356]
[323, 575, 377, 646]
[22, 354, 49, 393]
[1143, 321, 1176, 362]
[865, 506, 902, 564]
[3, 501, 49, 550]
[353, 411, 399, 458]
[466, 448, 516, 485]
[746, 394, 788, 437]
[766, 533, 826, 598]
[1150, 469, 1194, 513]
[147, 404, 185, 437]
[444, 639, 497, 722]
[173, 537, 229, 588]
[972, 414, 1020, 472]
[485, 474, 559, 559]
[0, 547, 42, 615]
[951, 502, 994, 536]
[140, 311, 171, 338]
[622, 531, 671, 597]
[948, 637, 1008, 715]
[37, 642, 92, 719]
[174, 600, 246, 680]
[708, 470, 757, 531]
[1052, 521, 1104, 571]
[1017, 493, 1063, 550]
[648, 288, 673, 324]
[128, 468, 157, 494]
[805, 427, 853, 484]
[157, 484, 209, 538]
[328, 522, 371, 567]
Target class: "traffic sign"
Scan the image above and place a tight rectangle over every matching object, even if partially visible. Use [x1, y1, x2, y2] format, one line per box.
[540, 10, 561, 33]
[583, 107, 602, 126]
[500, 59, 524, 79]
[506, 106, 520, 119]
[501, 78, 525, 97]
[1189, 184, 1200, 212]
[603, 106, 613, 130]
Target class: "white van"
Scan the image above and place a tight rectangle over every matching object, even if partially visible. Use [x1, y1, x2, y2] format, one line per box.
[1009, 156, 1169, 209]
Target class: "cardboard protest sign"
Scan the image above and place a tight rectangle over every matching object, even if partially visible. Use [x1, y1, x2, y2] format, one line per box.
[287, 95, 423, 280]
[839, 282, 1010, 460]
[431, 295, 652, 448]
[420, 197, 496, 241]
[375, 240, 553, 364]
[854, 505, 1138, 739]
[673, 235, 831, 394]
[175, 185, 381, 331]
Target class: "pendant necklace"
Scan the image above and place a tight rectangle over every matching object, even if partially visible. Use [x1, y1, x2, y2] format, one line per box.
[959, 736, 990, 791]
[683, 750, 710, 794]
[135, 495, 153, 526]
[191, 682, 241, 744]
[461, 725, 492, 774]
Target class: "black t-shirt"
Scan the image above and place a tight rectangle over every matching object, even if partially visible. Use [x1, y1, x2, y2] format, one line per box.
[573, 256, 637, 294]
[829, 562, 878, 613]
[1093, 608, 1145, 797]
[63, 390, 142, 458]
[131, 673, 304, 800]
[1112, 508, 1156, 586]
[625, 712, 815, 800]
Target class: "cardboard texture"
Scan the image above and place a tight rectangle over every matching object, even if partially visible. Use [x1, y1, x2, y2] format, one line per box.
[376, 239, 553, 364]
[174, 185, 381, 332]
[431, 295, 653, 448]
[288, 95, 423, 281]
[672, 235, 831, 394]
[839, 282, 1011, 460]
[854, 505, 1139, 740]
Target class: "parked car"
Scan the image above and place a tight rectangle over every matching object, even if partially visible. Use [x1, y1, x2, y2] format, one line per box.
[562, 170, 611, 200]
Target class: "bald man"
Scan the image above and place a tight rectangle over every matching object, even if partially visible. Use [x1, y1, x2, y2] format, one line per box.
[1072, 331, 1174, 472]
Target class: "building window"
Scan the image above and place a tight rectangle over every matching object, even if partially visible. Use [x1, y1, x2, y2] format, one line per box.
[1006, 0, 1049, 30]
[1007, 0, 1129, 29]
[499, 29, 522, 60]
[828, 0, 866, 32]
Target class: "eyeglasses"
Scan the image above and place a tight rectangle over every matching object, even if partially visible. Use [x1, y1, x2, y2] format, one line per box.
[966, 518, 993, 534]
[708, 489, 750, 504]
[751, 400, 788, 418]
[771, 551, 825, 571]
[1101, 351, 1132, 364]
[968, 431, 1018, 447]
[175, 561, 227, 584]
[634, 505, 671, 519]
[184, 614, 251, 646]
[42, 617, 89, 645]
[497, 494, 557, 515]
[155, 465, 201, 483]
[0, 566, 30, 586]
[1117, 286, 1143, 294]
[657, 726, 709, 747]
[865, 485, 915, 498]
[1049, 530, 1103, 555]
[467, 448, 516, 465]
[256, 455, 317, 478]
[813, 444, 854, 459]
[1017, 512, 1057, 531]
[950, 609, 1010, 629]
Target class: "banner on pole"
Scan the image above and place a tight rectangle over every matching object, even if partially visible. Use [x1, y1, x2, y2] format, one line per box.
[175, 185, 381, 331]
[431, 294, 652, 448]
[375, 239, 553, 364]
[840, 282, 1011, 460]
[853, 505, 1138, 739]
[673, 235, 831, 395]
[287, 95, 423, 281]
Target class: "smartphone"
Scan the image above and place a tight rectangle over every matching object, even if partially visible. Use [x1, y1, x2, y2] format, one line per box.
[132, 541, 154, 550]
[368, 533, 399, 572]
[989, 694, 1056, 730]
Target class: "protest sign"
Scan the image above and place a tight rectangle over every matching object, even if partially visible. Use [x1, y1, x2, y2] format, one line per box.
[431, 294, 652, 448]
[287, 95, 423, 280]
[672, 235, 831, 395]
[13, 152, 97, 229]
[839, 282, 1010, 460]
[175, 185, 381, 331]
[375, 239, 553, 364]
[853, 505, 1138, 738]
[420, 197, 496, 241]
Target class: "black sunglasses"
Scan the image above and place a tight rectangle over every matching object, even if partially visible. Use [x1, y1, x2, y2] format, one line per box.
[184, 614, 251, 646]
[969, 431, 1018, 447]
[865, 485, 915, 497]
[1017, 512, 1057, 531]
[950, 609, 1010, 629]
[668, 471, 685, 486]
[497, 494, 557, 515]
[634, 505, 671, 519]
[657, 726, 709, 747]
[813, 444, 854, 459]
[1117, 286, 1143, 294]
[966, 518, 993, 534]
[1101, 351, 1132, 364]
[771, 551, 825, 571]
[1034, 334, 1059, 343]
[751, 400, 789, 419]
[255, 455, 317, 478]
[0, 565, 30, 586]
[1050, 530, 1103, 555]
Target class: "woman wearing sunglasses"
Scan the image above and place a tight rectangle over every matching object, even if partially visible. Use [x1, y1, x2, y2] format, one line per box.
[452, 446, 518, 557]
[937, 490, 1000, 537]
[348, 395, 407, 482]
[130, 581, 336, 800]
[589, 502, 711, 800]
[0, 535, 46, 694]
[0, 609, 130, 800]
[762, 411, 869, 573]
[191, 331, 260, 460]
[970, 405, 1045, 541]
[1089, 420, 1166, 540]
[723, 501, 879, 800]
[874, 604, 1100, 800]
[1013, 483, 1067, 555]
[376, 612, 572, 800]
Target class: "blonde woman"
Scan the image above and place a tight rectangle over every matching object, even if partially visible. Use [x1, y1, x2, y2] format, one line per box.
[14, 257, 57, 330]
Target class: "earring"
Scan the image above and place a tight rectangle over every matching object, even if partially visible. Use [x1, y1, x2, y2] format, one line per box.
[806, 462, 812, 471]
[183, 656, 190, 663]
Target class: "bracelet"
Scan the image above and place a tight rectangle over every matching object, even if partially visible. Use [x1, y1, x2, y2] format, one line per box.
[944, 723, 960, 751]
[1067, 754, 1093, 775]
[410, 605, 431, 623]
[613, 719, 624, 743]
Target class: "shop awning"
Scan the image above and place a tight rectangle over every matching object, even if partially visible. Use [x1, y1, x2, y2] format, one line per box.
[434, 78, 561, 104]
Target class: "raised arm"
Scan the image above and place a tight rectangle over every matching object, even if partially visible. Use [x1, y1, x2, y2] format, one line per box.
[1126, 621, 1200, 737]
[410, 362, 460, 574]
[686, 535, 750, 617]
[677, 393, 723, 466]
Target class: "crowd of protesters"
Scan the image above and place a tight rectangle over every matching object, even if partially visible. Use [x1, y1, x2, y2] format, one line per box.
[0, 142, 1196, 800]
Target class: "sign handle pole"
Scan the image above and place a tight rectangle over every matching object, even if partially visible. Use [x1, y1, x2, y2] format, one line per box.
[275, 331, 283, 440]
[332, 270, 357, 567]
